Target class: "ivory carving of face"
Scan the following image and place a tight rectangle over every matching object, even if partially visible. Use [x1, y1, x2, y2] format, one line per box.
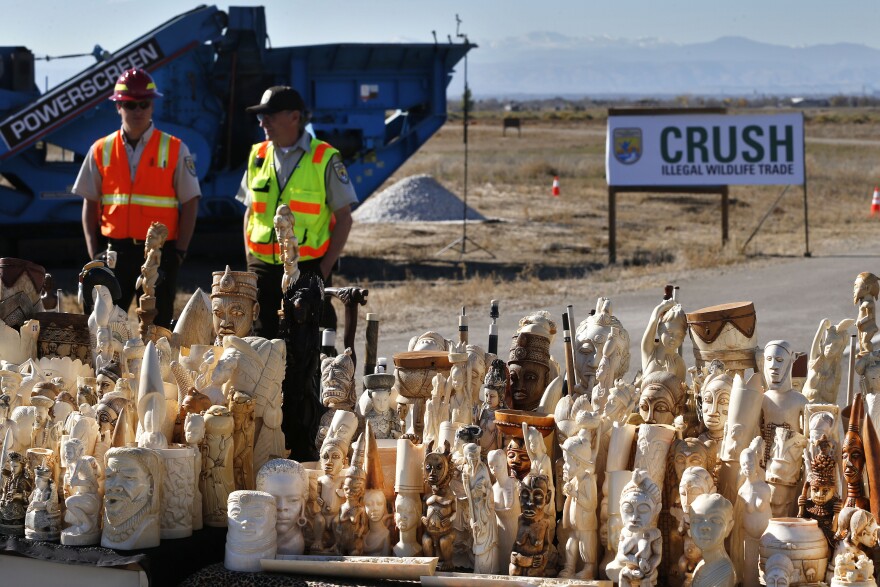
[763, 345, 792, 388]
[364, 489, 386, 522]
[320, 445, 345, 477]
[701, 381, 731, 435]
[506, 437, 531, 481]
[843, 433, 866, 485]
[104, 454, 152, 528]
[227, 491, 275, 543]
[621, 491, 654, 534]
[687, 493, 733, 552]
[519, 474, 549, 521]
[394, 495, 418, 531]
[657, 316, 686, 351]
[262, 474, 306, 534]
[212, 296, 257, 339]
[342, 476, 365, 501]
[639, 385, 676, 425]
[370, 389, 391, 413]
[96, 374, 115, 397]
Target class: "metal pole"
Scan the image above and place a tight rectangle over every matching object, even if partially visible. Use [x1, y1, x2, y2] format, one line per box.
[608, 187, 616, 264]
[721, 186, 729, 245]
[802, 112, 811, 257]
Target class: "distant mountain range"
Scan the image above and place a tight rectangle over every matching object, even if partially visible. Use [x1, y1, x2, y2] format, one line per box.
[461, 34, 880, 98]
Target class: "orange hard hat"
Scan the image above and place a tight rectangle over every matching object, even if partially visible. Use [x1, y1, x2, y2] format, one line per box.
[109, 68, 162, 102]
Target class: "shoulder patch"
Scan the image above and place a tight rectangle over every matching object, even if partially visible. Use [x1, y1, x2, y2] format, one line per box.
[332, 160, 350, 185]
[184, 156, 197, 177]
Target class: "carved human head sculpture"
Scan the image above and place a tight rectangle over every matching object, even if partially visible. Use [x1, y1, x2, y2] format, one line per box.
[463, 442, 481, 471]
[837, 506, 879, 550]
[394, 493, 419, 532]
[487, 448, 509, 482]
[699, 369, 733, 439]
[482, 358, 509, 408]
[225, 490, 276, 562]
[678, 466, 716, 513]
[808, 411, 835, 446]
[688, 493, 733, 555]
[638, 370, 684, 425]
[508, 331, 551, 411]
[842, 394, 866, 488]
[808, 437, 836, 506]
[211, 266, 259, 340]
[519, 473, 550, 522]
[0, 394, 9, 421]
[656, 304, 687, 351]
[319, 439, 347, 478]
[505, 436, 531, 481]
[854, 272, 880, 305]
[324, 409, 358, 453]
[95, 360, 123, 398]
[364, 489, 387, 523]
[408, 331, 448, 352]
[102, 447, 162, 549]
[561, 434, 592, 482]
[320, 348, 356, 410]
[365, 373, 395, 414]
[672, 438, 713, 480]
[256, 458, 309, 547]
[574, 298, 631, 386]
[764, 553, 794, 587]
[620, 469, 662, 534]
[423, 440, 452, 492]
[466, 345, 487, 401]
[184, 412, 205, 445]
[763, 340, 793, 391]
[0, 370, 21, 401]
[603, 379, 638, 424]
[62, 436, 85, 469]
[739, 436, 765, 481]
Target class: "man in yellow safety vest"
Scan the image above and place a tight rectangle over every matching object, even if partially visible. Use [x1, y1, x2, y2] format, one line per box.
[238, 86, 356, 338]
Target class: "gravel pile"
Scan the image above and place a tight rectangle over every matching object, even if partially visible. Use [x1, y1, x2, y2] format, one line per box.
[353, 174, 486, 223]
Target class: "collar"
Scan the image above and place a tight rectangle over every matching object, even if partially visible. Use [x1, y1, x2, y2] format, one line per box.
[274, 131, 311, 155]
[120, 123, 154, 148]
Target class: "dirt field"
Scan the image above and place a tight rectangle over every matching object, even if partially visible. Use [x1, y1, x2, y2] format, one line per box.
[331, 110, 880, 335]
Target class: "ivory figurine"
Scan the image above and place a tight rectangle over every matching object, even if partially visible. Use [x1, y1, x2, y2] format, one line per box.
[363, 488, 391, 556]
[423, 372, 451, 447]
[0, 451, 32, 536]
[833, 507, 879, 573]
[633, 423, 676, 492]
[797, 435, 841, 549]
[477, 384, 503, 458]
[606, 469, 663, 587]
[256, 458, 309, 556]
[854, 272, 879, 357]
[735, 437, 772, 587]
[641, 299, 687, 382]
[674, 466, 715, 565]
[157, 444, 196, 540]
[559, 430, 597, 579]
[465, 344, 487, 411]
[102, 446, 162, 550]
[224, 490, 277, 572]
[393, 493, 422, 557]
[831, 551, 876, 587]
[487, 448, 519, 566]
[766, 426, 808, 517]
[136, 341, 168, 450]
[332, 457, 368, 555]
[803, 318, 855, 403]
[61, 439, 103, 545]
[508, 326, 553, 412]
[202, 405, 235, 527]
[211, 267, 259, 342]
[316, 349, 356, 450]
[688, 493, 735, 587]
[230, 390, 255, 490]
[313, 436, 347, 552]
[364, 373, 400, 440]
[24, 464, 60, 541]
[573, 298, 631, 401]
[421, 440, 456, 572]
[510, 473, 552, 577]
[447, 347, 472, 426]
[274, 204, 301, 292]
[462, 442, 497, 574]
[184, 413, 205, 531]
[30, 383, 61, 451]
[593, 325, 628, 411]
[696, 366, 732, 457]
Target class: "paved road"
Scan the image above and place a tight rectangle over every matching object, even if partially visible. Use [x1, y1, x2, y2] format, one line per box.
[371, 251, 878, 391]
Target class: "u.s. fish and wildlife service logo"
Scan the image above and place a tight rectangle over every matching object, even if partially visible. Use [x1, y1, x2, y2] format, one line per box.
[614, 128, 642, 165]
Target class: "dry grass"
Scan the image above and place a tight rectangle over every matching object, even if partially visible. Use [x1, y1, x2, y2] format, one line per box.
[339, 111, 880, 334]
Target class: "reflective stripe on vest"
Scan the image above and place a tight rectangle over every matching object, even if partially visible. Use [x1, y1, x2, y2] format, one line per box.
[94, 130, 181, 240]
[245, 137, 336, 263]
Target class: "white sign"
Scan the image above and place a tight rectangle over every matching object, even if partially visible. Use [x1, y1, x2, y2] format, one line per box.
[606, 113, 804, 186]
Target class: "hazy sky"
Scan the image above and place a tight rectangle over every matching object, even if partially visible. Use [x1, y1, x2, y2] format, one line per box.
[3, 0, 878, 87]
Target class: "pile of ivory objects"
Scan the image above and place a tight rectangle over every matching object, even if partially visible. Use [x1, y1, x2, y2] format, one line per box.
[2, 220, 880, 587]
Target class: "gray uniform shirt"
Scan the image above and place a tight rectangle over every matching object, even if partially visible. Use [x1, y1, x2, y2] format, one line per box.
[73, 123, 202, 203]
[235, 131, 358, 212]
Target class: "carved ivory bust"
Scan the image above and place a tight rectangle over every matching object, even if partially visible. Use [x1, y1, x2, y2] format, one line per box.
[211, 267, 259, 342]
[688, 493, 736, 587]
[224, 490, 277, 572]
[101, 447, 162, 550]
[256, 458, 309, 555]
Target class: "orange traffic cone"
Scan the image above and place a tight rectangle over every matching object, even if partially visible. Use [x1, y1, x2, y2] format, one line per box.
[872, 186, 880, 215]
[552, 176, 560, 197]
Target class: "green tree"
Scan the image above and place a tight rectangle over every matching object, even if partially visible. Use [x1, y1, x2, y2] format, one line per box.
[462, 86, 474, 115]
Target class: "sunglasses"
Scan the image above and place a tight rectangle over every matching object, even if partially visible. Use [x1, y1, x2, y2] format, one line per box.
[121, 101, 152, 111]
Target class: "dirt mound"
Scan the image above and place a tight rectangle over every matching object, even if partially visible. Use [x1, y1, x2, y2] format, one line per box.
[353, 174, 486, 223]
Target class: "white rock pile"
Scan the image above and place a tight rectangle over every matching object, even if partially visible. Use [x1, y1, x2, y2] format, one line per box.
[353, 174, 486, 223]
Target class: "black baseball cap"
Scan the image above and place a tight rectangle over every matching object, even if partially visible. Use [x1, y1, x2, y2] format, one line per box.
[246, 86, 306, 114]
